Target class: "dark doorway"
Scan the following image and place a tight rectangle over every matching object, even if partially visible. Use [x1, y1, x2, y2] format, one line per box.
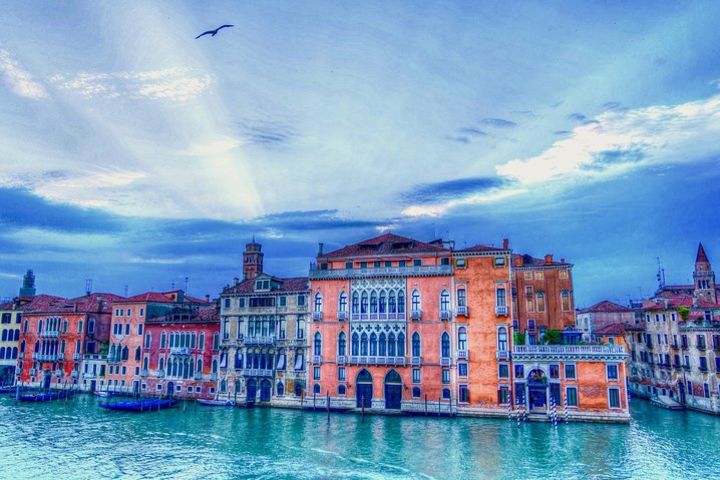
[167, 381, 175, 398]
[384, 370, 402, 409]
[356, 369, 373, 408]
[260, 379, 271, 401]
[247, 379, 257, 403]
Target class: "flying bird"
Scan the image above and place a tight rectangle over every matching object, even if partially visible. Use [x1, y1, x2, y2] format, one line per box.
[195, 24, 234, 39]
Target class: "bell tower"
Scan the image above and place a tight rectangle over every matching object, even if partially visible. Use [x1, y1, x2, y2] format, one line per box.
[243, 238, 264, 281]
[19, 269, 36, 297]
[693, 242, 716, 303]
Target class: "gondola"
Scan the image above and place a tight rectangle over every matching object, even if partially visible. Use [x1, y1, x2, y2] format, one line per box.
[99, 398, 178, 412]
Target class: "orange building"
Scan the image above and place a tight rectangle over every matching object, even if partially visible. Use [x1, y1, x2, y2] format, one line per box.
[105, 290, 210, 394]
[511, 253, 574, 339]
[18, 293, 121, 389]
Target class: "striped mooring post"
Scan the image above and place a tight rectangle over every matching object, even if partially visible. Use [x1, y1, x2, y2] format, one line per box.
[549, 395, 558, 427]
[507, 397, 513, 421]
[563, 391, 569, 424]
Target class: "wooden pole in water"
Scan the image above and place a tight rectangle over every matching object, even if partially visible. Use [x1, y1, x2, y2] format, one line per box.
[361, 395, 365, 422]
[438, 397, 441, 416]
[326, 390, 330, 422]
[424, 394, 428, 415]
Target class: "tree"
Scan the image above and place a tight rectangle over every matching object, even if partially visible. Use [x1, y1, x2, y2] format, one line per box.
[542, 329, 562, 345]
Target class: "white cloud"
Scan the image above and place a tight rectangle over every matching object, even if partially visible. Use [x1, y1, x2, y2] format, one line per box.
[49, 67, 213, 102]
[0, 49, 47, 99]
[183, 137, 243, 156]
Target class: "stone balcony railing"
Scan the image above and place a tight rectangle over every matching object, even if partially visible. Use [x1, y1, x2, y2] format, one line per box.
[512, 344, 627, 360]
[348, 356, 407, 366]
[350, 312, 407, 322]
[244, 336, 276, 346]
[241, 368, 273, 377]
[309, 264, 453, 280]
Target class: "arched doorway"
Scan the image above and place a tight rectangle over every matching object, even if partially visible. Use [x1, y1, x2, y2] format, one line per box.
[247, 379, 257, 403]
[260, 379, 272, 402]
[384, 369, 402, 409]
[678, 381, 686, 405]
[43, 370, 51, 391]
[527, 369, 547, 412]
[356, 369, 373, 408]
[167, 381, 175, 398]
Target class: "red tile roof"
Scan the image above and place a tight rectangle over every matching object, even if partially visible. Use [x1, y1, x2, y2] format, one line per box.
[512, 253, 570, 267]
[578, 300, 633, 314]
[642, 295, 718, 311]
[121, 290, 209, 305]
[320, 233, 449, 259]
[594, 323, 627, 336]
[223, 276, 309, 295]
[458, 244, 505, 253]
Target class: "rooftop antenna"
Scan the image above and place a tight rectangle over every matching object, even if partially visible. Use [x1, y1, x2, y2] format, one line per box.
[184, 276, 189, 293]
[123, 285, 129, 297]
[656, 257, 665, 289]
[85, 279, 93, 295]
[171, 282, 175, 290]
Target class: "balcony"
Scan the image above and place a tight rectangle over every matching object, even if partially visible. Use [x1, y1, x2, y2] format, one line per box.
[40, 330, 59, 338]
[350, 312, 407, 322]
[312, 355, 323, 364]
[336, 355, 346, 365]
[309, 264, 453, 280]
[244, 336, 276, 346]
[348, 356, 407, 366]
[440, 311, 451, 321]
[210, 373, 218, 381]
[73, 353, 81, 361]
[512, 344, 627, 360]
[29, 368, 36, 376]
[457, 350, 468, 360]
[170, 347, 190, 356]
[440, 357, 451, 367]
[411, 356, 422, 366]
[496, 351, 510, 360]
[456, 306, 468, 317]
[140, 369, 148, 377]
[241, 368, 273, 377]
[411, 310, 422, 321]
[337, 311, 348, 321]
[157, 370, 165, 378]
[671, 343, 679, 350]
[495, 305, 508, 316]
[312, 311, 323, 322]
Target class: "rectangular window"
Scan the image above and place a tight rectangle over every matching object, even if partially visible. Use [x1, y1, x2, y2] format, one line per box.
[534, 271, 544, 280]
[360, 262, 368, 269]
[498, 386, 510, 405]
[458, 362, 467, 377]
[373, 261, 381, 268]
[457, 288, 466, 307]
[144, 334, 151, 349]
[399, 260, 407, 267]
[338, 366, 345, 381]
[525, 286, 535, 312]
[297, 295, 305, 306]
[559, 270, 569, 279]
[565, 364, 576, 380]
[608, 388, 621, 409]
[138, 324, 143, 335]
[523, 271, 532, 280]
[412, 368, 421, 383]
[442, 368, 450, 384]
[125, 324, 130, 335]
[704, 383, 710, 398]
[413, 259, 422, 267]
[224, 298, 230, 308]
[498, 363, 509, 379]
[345, 262, 353, 269]
[566, 387, 578, 407]
[494, 256, 506, 267]
[313, 366, 320, 380]
[278, 297, 285, 307]
[514, 364, 524, 378]
[549, 364, 559, 379]
[384, 261, 392, 267]
[607, 364, 618, 380]
[458, 385, 469, 403]
[496, 287, 506, 307]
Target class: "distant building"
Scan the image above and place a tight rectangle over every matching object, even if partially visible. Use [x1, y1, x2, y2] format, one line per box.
[18, 270, 36, 297]
[217, 241, 309, 406]
[628, 243, 720, 415]
[0, 300, 22, 385]
[576, 300, 635, 342]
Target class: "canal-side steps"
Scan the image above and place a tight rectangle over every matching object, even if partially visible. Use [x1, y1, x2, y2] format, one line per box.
[651, 395, 684, 411]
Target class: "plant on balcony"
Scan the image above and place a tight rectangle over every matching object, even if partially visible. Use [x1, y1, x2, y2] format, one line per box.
[677, 306, 690, 322]
[542, 329, 562, 345]
[514, 332, 526, 346]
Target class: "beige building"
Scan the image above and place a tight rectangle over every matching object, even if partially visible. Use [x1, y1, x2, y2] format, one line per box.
[0, 300, 22, 386]
[217, 240, 309, 406]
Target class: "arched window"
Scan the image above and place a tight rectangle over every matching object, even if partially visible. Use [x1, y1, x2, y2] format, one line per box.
[397, 332, 405, 357]
[159, 357, 165, 372]
[458, 327, 467, 350]
[412, 332, 421, 357]
[212, 359, 218, 374]
[388, 290, 396, 314]
[498, 327, 508, 351]
[11, 347, 17, 359]
[370, 333, 378, 356]
[20, 340, 25, 353]
[442, 388, 451, 400]
[142, 356, 148, 370]
[135, 346, 141, 361]
[338, 332, 346, 356]
[313, 384, 321, 394]
[0, 348, 5, 359]
[122, 346, 129, 361]
[561, 290, 571, 311]
[361, 292, 368, 314]
[351, 333, 359, 356]
[441, 332, 450, 358]
[360, 333, 368, 356]
[338, 384, 346, 395]
[412, 386, 421, 398]
[370, 291, 378, 314]
[313, 332, 322, 356]
[314, 292, 323, 312]
[339, 292, 348, 312]
[1, 331, 6, 342]
[379, 333, 387, 356]
[352, 292, 359, 314]
[379, 291, 386, 314]
[277, 382, 284, 396]
[14, 329, 20, 341]
[440, 290, 450, 312]
[536, 291, 545, 312]
[398, 290, 405, 313]
[388, 332, 396, 356]
[411, 290, 421, 312]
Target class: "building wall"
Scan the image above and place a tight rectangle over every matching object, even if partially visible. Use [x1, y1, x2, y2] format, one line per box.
[0, 308, 21, 384]
[105, 302, 149, 392]
[511, 263, 574, 336]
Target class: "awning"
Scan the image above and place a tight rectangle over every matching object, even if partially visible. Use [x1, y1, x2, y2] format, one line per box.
[276, 354, 286, 370]
[294, 352, 304, 371]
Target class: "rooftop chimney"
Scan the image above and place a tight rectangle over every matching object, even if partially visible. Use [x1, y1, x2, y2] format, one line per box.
[513, 256, 523, 267]
[544, 254, 553, 265]
[205, 294, 210, 303]
[233, 277, 240, 286]
[318, 242, 324, 256]
[502, 238, 509, 250]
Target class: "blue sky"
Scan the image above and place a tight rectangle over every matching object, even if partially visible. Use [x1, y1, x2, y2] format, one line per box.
[1, 1, 719, 305]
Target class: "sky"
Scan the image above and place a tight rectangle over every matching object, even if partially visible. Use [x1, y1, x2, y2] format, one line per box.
[1, 1, 720, 306]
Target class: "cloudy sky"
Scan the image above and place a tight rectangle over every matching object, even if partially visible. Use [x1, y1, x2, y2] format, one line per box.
[1, 1, 719, 305]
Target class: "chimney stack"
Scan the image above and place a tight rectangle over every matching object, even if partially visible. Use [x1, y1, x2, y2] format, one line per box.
[205, 294, 210, 303]
[544, 254, 553, 265]
[502, 238, 509, 250]
[318, 242, 324, 257]
[233, 277, 239, 286]
[513, 256, 523, 267]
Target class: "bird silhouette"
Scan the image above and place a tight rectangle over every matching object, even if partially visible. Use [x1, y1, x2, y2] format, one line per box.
[195, 24, 234, 39]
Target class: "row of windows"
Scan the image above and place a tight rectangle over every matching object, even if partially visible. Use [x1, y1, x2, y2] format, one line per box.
[1, 329, 20, 342]
[114, 308, 144, 317]
[223, 295, 307, 309]
[113, 322, 141, 336]
[0, 313, 21, 324]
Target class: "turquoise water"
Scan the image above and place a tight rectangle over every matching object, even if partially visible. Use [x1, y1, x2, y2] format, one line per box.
[0, 395, 717, 479]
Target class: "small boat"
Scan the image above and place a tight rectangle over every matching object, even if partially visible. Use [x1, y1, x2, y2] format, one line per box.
[19, 390, 74, 402]
[0, 386, 15, 394]
[99, 398, 178, 412]
[197, 398, 234, 407]
[94, 391, 110, 398]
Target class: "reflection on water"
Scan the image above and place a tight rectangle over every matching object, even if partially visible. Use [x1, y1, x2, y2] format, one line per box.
[0, 396, 717, 479]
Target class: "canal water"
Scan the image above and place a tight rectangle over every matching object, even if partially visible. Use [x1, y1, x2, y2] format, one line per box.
[0, 396, 717, 479]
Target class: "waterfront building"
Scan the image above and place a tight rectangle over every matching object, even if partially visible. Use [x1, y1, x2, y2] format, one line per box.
[308, 233, 629, 421]
[510, 253, 575, 341]
[18, 293, 122, 389]
[0, 299, 22, 385]
[576, 301, 636, 342]
[628, 243, 720, 414]
[141, 303, 220, 399]
[217, 240, 309, 406]
[105, 290, 209, 395]
[79, 354, 108, 392]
